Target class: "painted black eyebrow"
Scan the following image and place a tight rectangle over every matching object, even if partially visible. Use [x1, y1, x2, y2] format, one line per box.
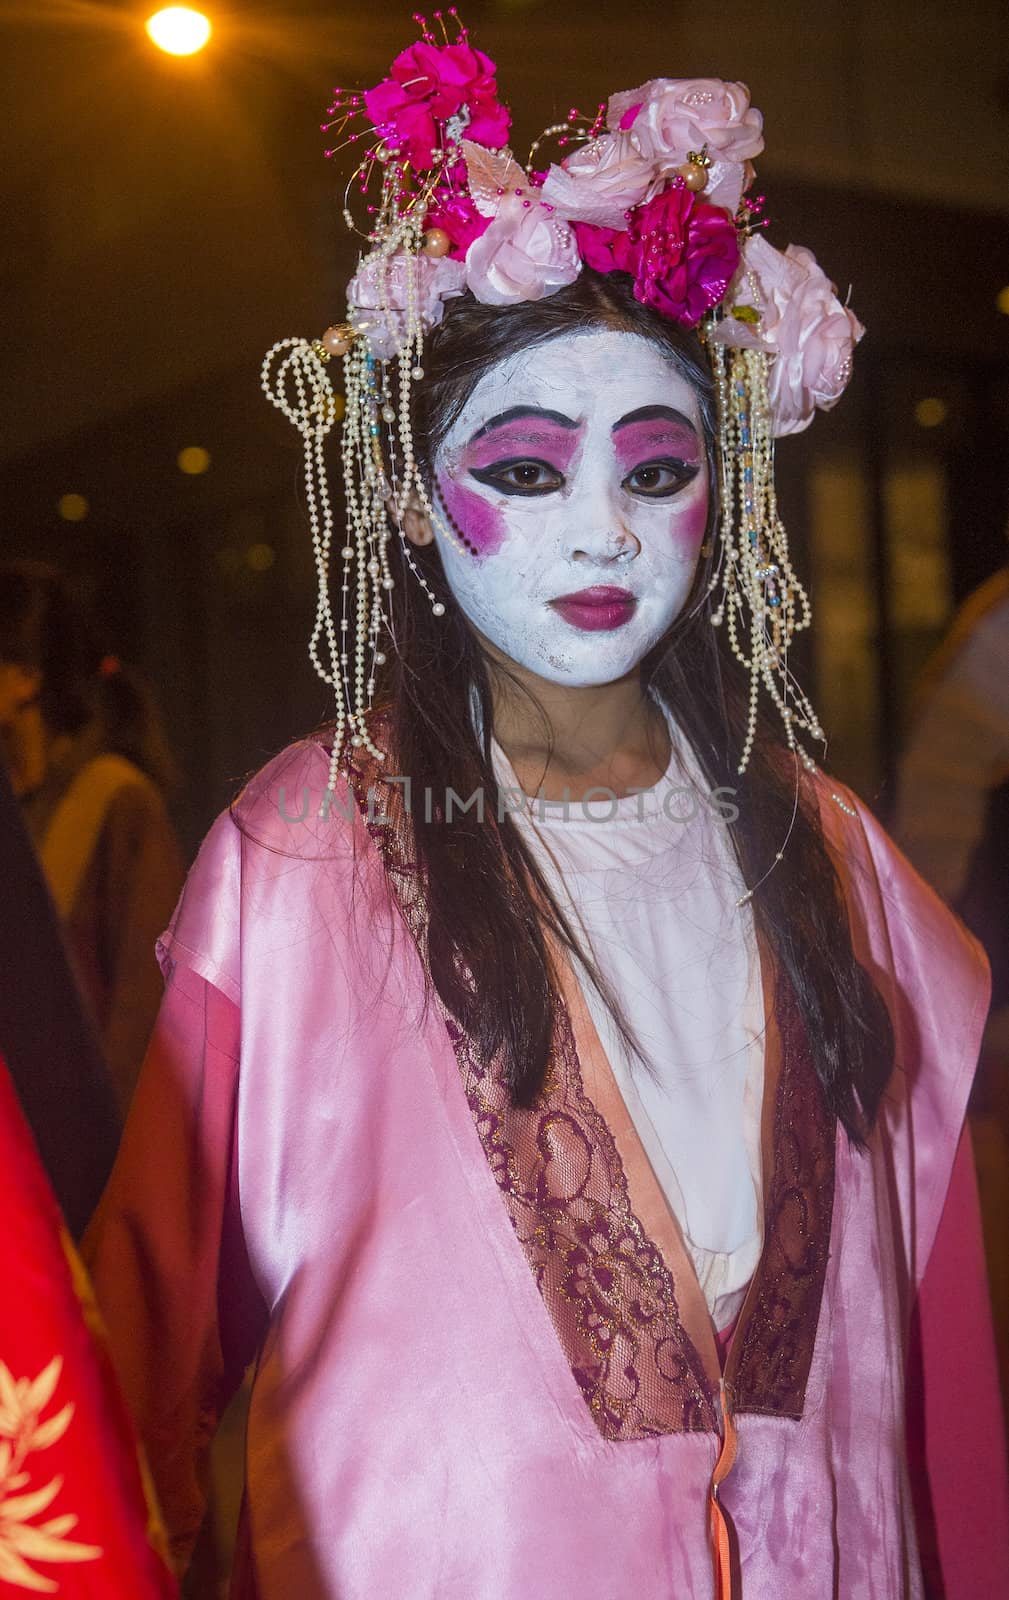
[468, 405, 580, 443]
[611, 405, 699, 435]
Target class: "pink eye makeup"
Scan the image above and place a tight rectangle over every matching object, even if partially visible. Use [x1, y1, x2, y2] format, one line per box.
[612, 405, 702, 497]
[458, 405, 582, 499]
[436, 473, 508, 558]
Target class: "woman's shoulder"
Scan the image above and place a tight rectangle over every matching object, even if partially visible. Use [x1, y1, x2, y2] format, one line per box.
[231, 734, 348, 849]
[805, 764, 989, 1027]
[160, 735, 362, 1000]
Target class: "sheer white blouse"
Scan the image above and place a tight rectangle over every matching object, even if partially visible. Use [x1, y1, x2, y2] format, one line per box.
[490, 713, 766, 1329]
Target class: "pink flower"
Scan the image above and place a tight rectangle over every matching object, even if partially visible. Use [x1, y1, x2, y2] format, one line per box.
[539, 130, 658, 230]
[465, 191, 581, 306]
[423, 185, 490, 259]
[711, 236, 865, 435]
[363, 42, 510, 171]
[347, 251, 466, 358]
[574, 183, 740, 328]
[608, 78, 763, 214]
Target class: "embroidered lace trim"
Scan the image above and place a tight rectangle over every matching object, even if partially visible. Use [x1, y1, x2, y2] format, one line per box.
[729, 991, 835, 1417]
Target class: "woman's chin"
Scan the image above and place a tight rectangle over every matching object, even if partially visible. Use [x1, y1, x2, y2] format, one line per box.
[521, 638, 660, 688]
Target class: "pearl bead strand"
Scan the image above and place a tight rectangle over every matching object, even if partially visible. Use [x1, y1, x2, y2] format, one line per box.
[261, 337, 348, 799]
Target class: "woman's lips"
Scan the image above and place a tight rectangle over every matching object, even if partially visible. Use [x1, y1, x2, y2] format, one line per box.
[548, 586, 638, 632]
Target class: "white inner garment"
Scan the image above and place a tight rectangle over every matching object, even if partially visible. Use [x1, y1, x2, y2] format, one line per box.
[490, 706, 766, 1329]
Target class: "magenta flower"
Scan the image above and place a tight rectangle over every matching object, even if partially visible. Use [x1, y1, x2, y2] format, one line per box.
[574, 183, 740, 328]
[363, 42, 511, 171]
[424, 185, 490, 259]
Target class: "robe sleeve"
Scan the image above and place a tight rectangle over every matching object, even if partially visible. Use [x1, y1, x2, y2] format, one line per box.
[906, 1127, 1009, 1598]
[82, 954, 266, 1574]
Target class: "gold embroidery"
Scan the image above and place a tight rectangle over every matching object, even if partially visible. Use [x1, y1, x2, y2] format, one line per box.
[0, 1356, 102, 1592]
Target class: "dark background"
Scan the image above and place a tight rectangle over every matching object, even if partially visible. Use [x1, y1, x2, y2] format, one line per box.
[4, 0, 1008, 853]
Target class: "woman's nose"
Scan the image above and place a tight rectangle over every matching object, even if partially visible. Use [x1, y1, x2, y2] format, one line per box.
[571, 522, 641, 564]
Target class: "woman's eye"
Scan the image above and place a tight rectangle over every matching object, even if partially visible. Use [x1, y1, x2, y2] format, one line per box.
[470, 460, 564, 497]
[623, 459, 700, 498]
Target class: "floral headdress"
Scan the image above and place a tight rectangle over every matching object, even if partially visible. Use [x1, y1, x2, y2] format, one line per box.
[261, 10, 864, 789]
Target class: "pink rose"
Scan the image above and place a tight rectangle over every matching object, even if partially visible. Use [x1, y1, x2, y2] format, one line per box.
[539, 130, 658, 229]
[347, 251, 466, 358]
[608, 78, 763, 214]
[364, 41, 510, 171]
[465, 191, 581, 305]
[574, 183, 740, 328]
[712, 236, 864, 435]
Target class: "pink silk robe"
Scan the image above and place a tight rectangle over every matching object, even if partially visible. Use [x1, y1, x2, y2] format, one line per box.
[84, 737, 1009, 1598]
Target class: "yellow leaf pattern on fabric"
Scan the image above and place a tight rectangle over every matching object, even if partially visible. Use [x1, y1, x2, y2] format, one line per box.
[0, 1357, 102, 1590]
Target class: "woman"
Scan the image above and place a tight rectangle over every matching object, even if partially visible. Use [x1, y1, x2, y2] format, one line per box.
[0, 562, 184, 1115]
[85, 27, 1007, 1599]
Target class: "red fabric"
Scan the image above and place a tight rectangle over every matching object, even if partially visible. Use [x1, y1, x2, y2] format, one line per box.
[715, 1315, 738, 1372]
[0, 1054, 177, 1598]
[907, 1126, 1009, 1598]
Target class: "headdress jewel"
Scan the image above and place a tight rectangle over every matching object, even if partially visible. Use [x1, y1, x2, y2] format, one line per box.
[260, 9, 864, 790]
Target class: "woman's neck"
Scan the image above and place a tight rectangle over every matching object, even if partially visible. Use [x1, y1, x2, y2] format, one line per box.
[488, 660, 670, 802]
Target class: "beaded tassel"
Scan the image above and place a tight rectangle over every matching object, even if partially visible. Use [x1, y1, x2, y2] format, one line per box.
[705, 342, 825, 775]
[260, 337, 356, 800]
[262, 87, 485, 803]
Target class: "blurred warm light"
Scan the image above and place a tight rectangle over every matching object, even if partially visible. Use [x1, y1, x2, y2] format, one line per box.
[178, 445, 211, 475]
[146, 8, 212, 56]
[58, 493, 89, 522]
[914, 397, 947, 429]
[246, 543, 276, 573]
[997, 286, 1009, 316]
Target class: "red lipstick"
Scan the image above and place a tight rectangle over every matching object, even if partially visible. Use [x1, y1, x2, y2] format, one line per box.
[549, 585, 638, 632]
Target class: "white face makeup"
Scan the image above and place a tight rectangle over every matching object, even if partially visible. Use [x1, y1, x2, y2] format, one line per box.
[431, 329, 710, 686]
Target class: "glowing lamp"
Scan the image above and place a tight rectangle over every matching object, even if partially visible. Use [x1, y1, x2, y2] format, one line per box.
[146, 8, 212, 56]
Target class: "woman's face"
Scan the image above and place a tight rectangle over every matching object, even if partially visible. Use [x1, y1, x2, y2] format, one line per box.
[429, 329, 710, 686]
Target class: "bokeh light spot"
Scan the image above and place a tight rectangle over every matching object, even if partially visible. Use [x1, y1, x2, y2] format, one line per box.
[146, 8, 212, 56]
[246, 543, 276, 572]
[178, 445, 211, 475]
[914, 397, 947, 429]
[58, 493, 89, 522]
[997, 286, 1009, 317]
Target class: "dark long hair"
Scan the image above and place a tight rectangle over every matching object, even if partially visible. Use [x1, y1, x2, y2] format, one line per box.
[0, 561, 177, 792]
[373, 270, 892, 1142]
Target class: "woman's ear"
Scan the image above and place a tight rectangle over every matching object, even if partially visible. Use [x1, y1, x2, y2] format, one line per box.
[387, 492, 434, 547]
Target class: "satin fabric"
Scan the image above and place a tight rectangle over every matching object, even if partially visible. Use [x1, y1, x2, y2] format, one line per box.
[85, 738, 1003, 1598]
[0, 1054, 177, 1597]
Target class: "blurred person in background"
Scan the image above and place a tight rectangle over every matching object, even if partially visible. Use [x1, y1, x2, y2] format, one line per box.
[895, 556, 1009, 1400]
[0, 561, 184, 1116]
[0, 755, 119, 1236]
